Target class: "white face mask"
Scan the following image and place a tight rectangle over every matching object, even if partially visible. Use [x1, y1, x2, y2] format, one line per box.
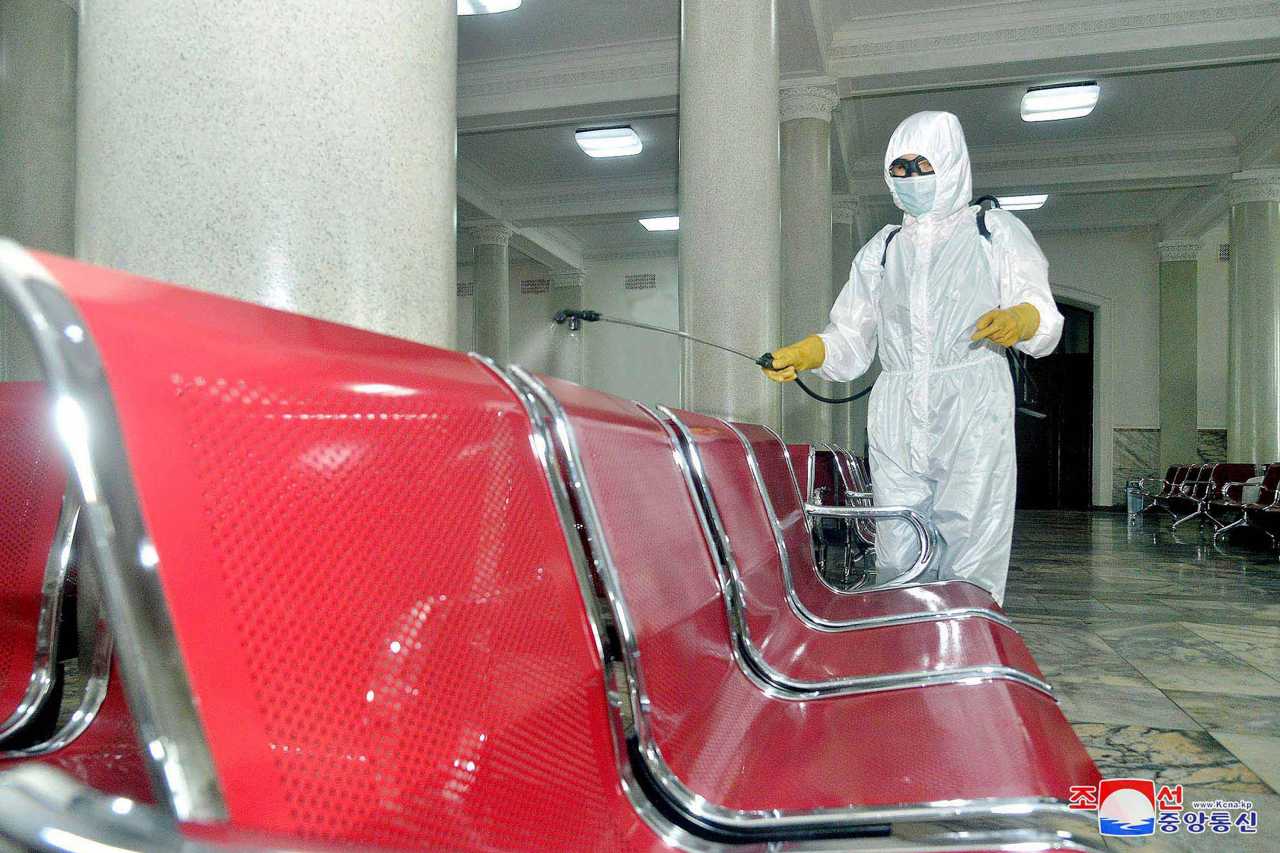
[894, 175, 937, 216]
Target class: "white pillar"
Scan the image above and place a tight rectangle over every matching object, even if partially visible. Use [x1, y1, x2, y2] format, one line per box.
[679, 0, 781, 428]
[779, 84, 840, 444]
[75, 0, 458, 347]
[550, 271, 585, 383]
[467, 222, 513, 364]
[0, 0, 76, 379]
[1157, 240, 1200, 469]
[1226, 170, 1280, 462]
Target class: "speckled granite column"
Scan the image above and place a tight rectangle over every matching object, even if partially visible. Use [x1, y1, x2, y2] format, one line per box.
[1226, 170, 1280, 462]
[467, 223, 512, 364]
[779, 84, 839, 445]
[679, 0, 781, 428]
[75, 0, 457, 347]
[0, 0, 76, 379]
[1157, 240, 1199, 469]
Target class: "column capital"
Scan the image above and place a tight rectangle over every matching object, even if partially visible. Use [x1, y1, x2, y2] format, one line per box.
[1157, 240, 1201, 263]
[464, 221, 514, 248]
[779, 84, 840, 124]
[832, 196, 858, 225]
[1229, 169, 1280, 206]
[551, 270, 585, 289]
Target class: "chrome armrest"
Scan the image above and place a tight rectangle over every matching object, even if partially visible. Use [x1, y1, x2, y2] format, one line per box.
[1130, 477, 1167, 495]
[804, 503, 938, 586]
[1218, 480, 1251, 501]
[0, 764, 331, 852]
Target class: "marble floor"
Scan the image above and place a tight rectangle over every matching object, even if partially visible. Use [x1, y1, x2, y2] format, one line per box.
[1006, 509, 1280, 851]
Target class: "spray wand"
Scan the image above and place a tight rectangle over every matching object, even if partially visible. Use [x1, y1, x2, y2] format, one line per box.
[553, 308, 872, 405]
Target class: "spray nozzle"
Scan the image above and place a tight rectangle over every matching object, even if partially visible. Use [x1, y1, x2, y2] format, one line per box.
[755, 353, 776, 369]
[553, 308, 601, 331]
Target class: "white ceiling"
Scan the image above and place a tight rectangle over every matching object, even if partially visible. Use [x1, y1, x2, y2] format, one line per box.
[455, 1, 1280, 262]
[459, 116, 677, 185]
[846, 64, 1277, 155]
[457, 0, 677, 63]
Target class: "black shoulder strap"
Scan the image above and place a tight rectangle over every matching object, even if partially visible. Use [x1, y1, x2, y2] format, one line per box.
[880, 227, 902, 266]
[973, 195, 1000, 240]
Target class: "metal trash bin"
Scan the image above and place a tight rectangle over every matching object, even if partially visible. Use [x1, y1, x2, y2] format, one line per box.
[1125, 479, 1145, 521]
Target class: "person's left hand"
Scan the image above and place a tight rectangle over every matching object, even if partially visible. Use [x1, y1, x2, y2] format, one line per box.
[971, 303, 1040, 347]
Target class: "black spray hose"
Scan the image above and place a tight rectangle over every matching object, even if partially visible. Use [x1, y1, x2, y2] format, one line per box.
[753, 352, 872, 404]
[553, 309, 872, 405]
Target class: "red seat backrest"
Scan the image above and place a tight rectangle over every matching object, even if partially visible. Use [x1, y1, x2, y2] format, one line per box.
[665, 408, 803, 643]
[785, 442, 811, 497]
[736, 424, 847, 619]
[35, 253, 638, 850]
[0, 381, 66, 722]
[1210, 463, 1257, 500]
[1258, 463, 1280, 505]
[812, 447, 838, 503]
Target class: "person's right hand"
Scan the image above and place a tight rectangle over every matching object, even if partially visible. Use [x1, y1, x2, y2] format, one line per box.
[763, 335, 825, 383]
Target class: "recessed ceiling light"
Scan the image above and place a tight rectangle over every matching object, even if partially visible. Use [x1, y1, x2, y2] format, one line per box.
[997, 194, 1049, 211]
[575, 126, 643, 158]
[1020, 81, 1099, 122]
[639, 216, 679, 232]
[458, 0, 521, 15]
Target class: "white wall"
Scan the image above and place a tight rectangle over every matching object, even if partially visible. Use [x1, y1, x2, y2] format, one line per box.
[1035, 227, 1160, 505]
[581, 254, 682, 406]
[1197, 218, 1230, 430]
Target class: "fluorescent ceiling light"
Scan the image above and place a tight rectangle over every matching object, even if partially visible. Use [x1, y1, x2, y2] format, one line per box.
[1020, 81, 1099, 122]
[639, 216, 679, 232]
[575, 126, 643, 158]
[997, 194, 1048, 211]
[458, 0, 521, 15]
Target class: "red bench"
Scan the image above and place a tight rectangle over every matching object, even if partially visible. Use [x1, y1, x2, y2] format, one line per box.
[0, 243, 1104, 851]
[504, 366, 1100, 846]
[662, 406, 1049, 691]
[1, 246, 652, 849]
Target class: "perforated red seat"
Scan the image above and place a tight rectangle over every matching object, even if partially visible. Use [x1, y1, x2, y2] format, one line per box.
[19, 250, 660, 850]
[665, 407, 1046, 686]
[0, 382, 68, 741]
[535, 376, 1099, 813]
[737, 422, 1008, 622]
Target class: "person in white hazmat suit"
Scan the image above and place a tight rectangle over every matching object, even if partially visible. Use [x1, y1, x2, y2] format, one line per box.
[763, 111, 1063, 604]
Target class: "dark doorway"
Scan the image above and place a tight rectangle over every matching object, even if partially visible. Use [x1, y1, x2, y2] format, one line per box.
[1015, 302, 1094, 509]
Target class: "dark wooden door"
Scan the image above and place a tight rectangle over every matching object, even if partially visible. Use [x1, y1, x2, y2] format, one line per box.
[1015, 303, 1094, 509]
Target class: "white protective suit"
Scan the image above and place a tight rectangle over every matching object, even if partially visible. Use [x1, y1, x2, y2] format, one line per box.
[816, 111, 1063, 603]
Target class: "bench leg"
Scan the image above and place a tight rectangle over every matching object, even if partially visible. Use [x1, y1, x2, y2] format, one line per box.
[1213, 516, 1247, 541]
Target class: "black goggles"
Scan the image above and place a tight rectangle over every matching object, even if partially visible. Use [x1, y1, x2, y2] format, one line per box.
[889, 155, 934, 178]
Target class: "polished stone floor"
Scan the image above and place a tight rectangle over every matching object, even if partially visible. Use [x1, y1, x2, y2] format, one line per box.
[1006, 509, 1280, 851]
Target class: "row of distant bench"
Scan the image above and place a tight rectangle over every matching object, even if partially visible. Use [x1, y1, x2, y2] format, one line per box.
[1134, 462, 1280, 544]
[0, 241, 1108, 851]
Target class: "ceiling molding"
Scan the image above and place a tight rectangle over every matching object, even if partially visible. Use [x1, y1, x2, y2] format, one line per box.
[511, 227, 585, 273]
[827, 0, 1280, 81]
[458, 37, 678, 118]
[1237, 69, 1280, 167]
[457, 156, 509, 221]
[806, 0, 834, 73]
[502, 172, 678, 222]
[584, 245, 678, 264]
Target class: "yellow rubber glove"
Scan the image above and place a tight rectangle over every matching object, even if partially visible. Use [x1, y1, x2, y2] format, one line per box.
[763, 334, 825, 383]
[971, 303, 1040, 348]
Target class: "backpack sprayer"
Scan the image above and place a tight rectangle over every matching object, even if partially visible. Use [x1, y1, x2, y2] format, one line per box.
[552, 309, 872, 404]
